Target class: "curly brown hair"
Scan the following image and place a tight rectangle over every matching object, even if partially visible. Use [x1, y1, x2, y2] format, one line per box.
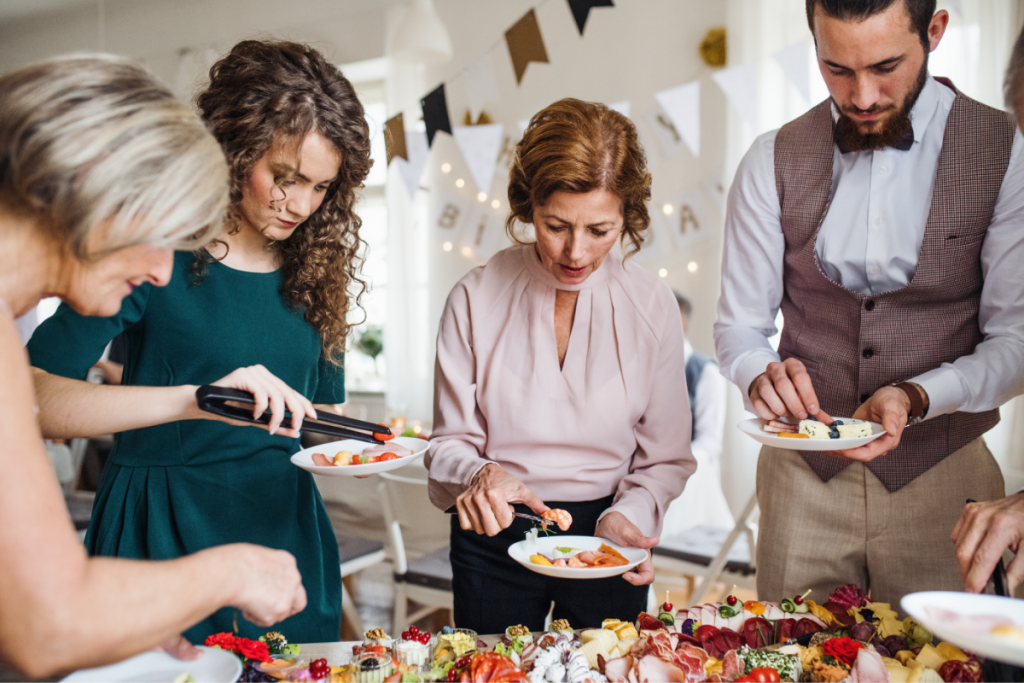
[194, 40, 372, 365]
[506, 98, 651, 256]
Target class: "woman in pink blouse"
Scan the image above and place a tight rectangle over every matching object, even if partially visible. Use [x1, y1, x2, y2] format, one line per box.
[427, 99, 697, 631]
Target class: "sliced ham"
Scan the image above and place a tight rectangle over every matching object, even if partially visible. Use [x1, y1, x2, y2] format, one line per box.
[637, 655, 688, 683]
[360, 443, 413, 459]
[604, 655, 633, 683]
[722, 650, 744, 679]
[701, 604, 718, 628]
[847, 648, 888, 683]
[762, 602, 786, 621]
[726, 612, 745, 632]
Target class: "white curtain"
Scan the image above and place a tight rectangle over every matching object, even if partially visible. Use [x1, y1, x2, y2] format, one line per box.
[719, 0, 1024, 511]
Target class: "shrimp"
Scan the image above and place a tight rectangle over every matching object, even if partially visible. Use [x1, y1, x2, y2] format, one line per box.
[567, 555, 587, 569]
[541, 508, 573, 531]
[552, 559, 569, 568]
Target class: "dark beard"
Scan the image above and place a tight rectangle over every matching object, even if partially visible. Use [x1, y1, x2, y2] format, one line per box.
[833, 59, 928, 153]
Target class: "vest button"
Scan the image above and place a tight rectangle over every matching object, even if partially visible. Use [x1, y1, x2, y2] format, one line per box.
[860, 393, 870, 403]
[862, 348, 874, 359]
[865, 300, 875, 311]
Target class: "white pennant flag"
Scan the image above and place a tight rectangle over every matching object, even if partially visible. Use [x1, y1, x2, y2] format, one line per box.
[463, 55, 501, 122]
[608, 100, 631, 118]
[395, 130, 428, 198]
[712, 63, 759, 130]
[655, 80, 701, 158]
[453, 123, 505, 195]
[773, 41, 811, 103]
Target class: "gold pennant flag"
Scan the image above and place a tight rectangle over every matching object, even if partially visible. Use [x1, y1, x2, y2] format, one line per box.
[384, 112, 407, 165]
[505, 9, 549, 85]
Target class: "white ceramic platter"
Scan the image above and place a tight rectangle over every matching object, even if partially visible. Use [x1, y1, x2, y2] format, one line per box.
[62, 646, 241, 683]
[507, 534, 647, 579]
[738, 417, 885, 451]
[291, 436, 428, 477]
[902, 591, 1024, 667]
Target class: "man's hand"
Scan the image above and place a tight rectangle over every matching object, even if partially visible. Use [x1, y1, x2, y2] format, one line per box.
[594, 512, 659, 586]
[456, 464, 549, 536]
[158, 634, 200, 660]
[952, 493, 1024, 594]
[749, 359, 832, 424]
[830, 386, 910, 462]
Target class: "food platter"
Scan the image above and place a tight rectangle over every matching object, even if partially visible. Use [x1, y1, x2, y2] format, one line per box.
[62, 646, 242, 682]
[902, 591, 1024, 667]
[738, 417, 885, 451]
[507, 534, 647, 579]
[290, 436, 428, 477]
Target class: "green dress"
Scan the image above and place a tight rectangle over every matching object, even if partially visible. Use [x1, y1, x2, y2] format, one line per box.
[27, 252, 344, 644]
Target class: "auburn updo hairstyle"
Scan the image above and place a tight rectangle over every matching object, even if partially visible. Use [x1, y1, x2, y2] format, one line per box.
[506, 98, 652, 256]
[195, 40, 372, 365]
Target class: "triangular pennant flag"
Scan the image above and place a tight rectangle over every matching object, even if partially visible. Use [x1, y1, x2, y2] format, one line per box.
[655, 80, 701, 157]
[453, 123, 505, 195]
[384, 113, 407, 165]
[566, 0, 614, 35]
[773, 41, 811, 103]
[463, 54, 500, 123]
[608, 100, 631, 117]
[394, 130, 428, 198]
[711, 63, 759, 130]
[505, 9, 550, 85]
[421, 84, 452, 147]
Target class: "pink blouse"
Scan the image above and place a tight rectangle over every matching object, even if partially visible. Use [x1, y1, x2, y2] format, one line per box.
[427, 245, 697, 536]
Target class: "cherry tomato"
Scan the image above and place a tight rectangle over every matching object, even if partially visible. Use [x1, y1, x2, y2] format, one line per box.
[377, 452, 399, 461]
[374, 423, 396, 441]
[738, 667, 781, 683]
[727, 595, 738, 606]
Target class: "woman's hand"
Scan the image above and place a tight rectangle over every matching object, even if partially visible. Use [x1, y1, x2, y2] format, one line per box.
[158, 634, 200, 660]
[203, 365, 316, 437]
[457, 464, 549, 536]
[222, 544, 307, 627]
[594, 511, 659, 586]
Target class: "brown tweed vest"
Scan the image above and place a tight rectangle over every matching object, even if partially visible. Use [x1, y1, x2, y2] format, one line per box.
[773, 82, 1014, 492]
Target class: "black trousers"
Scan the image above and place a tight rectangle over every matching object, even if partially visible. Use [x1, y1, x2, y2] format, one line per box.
[449, 495, 648, 633]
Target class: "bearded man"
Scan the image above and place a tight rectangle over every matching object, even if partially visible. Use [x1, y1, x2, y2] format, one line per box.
[715, 0, 1024, 606]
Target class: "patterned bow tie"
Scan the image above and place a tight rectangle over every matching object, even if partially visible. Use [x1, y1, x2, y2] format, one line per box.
[834, 124, 915, 154]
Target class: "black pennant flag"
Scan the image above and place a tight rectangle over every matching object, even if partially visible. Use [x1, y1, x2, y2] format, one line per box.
[567, 0, 614, 36]
[421, 84, 452, 148]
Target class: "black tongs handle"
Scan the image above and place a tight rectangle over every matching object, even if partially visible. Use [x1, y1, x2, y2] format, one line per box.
[195, 385, 388, 445]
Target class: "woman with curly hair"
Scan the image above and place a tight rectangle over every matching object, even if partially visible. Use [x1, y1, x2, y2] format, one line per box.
[28, 40, 371, 643]
[427, 99, 696, 631]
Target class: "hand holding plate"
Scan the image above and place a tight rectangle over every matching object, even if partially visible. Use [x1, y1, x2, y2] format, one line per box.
[594, 511, 658, 586]
[830, 386, 909, 462]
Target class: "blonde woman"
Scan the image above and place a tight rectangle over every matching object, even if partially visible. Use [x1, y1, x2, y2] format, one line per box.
[0, 55, 306, 677]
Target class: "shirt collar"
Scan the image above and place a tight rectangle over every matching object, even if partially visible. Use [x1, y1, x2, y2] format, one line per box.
[829, 74, 941, 146]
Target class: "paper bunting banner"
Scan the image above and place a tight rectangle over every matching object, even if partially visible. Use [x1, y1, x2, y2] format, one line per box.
[432, 191, 473, 237]
[566, 0, 614, 36]
[453, 123, 505, 194]
[421, 84, 452, 147]
[394, 130, 428, 198]
[711, 63, 758, 130]
[458, 205, 505, 260]
[773, 41, 811, 103]
[608, 100, 631, 117]
[506, 9, 550, 85]
[463, 54, 501, 123]
[663, 187, 712, 251]
[384, 113, 407, 165]
[655, 80, 700, 158]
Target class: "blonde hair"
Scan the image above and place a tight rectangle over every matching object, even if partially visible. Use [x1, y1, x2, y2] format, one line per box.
[0, 54, 228, 259]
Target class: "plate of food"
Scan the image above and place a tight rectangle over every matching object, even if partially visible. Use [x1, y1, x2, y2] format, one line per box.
[62, 646, 242, 682]
[290, 436, 428, 477]
[508, 534, 647, 579]
[738, 416, 884, 451]
[902, 591, 1024, 666]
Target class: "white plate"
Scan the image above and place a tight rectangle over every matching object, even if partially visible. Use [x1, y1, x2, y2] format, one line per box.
[62, 646, 241, 682]
[508, 535, 647, 579]
[737, 417, 884, 451]
[902, 591, 1024, 666]
[290, 436, 428, 476]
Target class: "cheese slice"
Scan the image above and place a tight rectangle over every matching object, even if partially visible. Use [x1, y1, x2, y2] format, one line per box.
[836, 421, 871, 438]
[799, 420, 832, 439]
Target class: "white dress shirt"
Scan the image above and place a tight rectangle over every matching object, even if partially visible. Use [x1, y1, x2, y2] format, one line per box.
[662, 338, 734, 535]
[715, 76, 1024, 418]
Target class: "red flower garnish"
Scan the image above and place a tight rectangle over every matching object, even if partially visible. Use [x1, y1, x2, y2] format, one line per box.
[822, 636, 865, 667]
[827, 584, 869, 610]
[235, 638, 272, 663]
[205, 632, 238, 650]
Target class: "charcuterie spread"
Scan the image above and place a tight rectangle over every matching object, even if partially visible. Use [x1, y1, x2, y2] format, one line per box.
[209, 583, 1007, 682]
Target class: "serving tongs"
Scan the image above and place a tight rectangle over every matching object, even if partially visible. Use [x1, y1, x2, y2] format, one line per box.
[195, 385, 391, 445]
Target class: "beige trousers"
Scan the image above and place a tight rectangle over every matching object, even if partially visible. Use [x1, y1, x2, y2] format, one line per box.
[755, 438, 1004, 608]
